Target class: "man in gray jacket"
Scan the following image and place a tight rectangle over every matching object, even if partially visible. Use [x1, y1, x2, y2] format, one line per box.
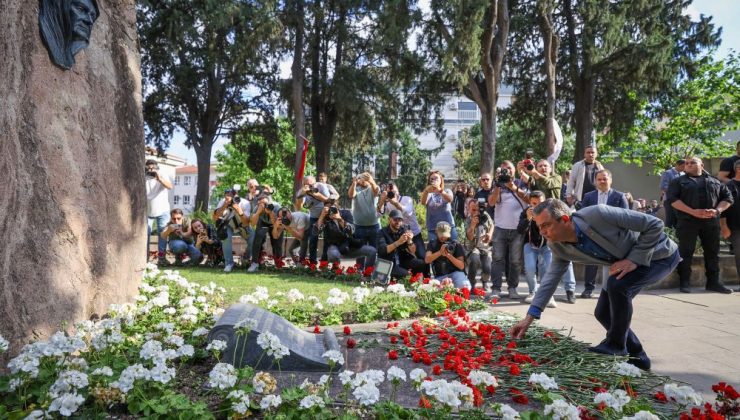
[510, 199, 680, 370]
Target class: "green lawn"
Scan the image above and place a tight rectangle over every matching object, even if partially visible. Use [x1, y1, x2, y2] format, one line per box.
[175, 267, 357, 304]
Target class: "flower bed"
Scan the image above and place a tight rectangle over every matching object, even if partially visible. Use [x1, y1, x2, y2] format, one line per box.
[0, 265, 738, 419]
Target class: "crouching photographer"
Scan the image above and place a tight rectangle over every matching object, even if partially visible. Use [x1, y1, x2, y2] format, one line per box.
[425, 221, 470, 289]
[248, 188, 283, 272]
[213, 188, 250, 273]
[316, 200, 376, 270]
[191, 219, 223, 266]
[378, 182, 426, 258]
[465, 198, 494, 292]
[273, 208, 310, 261]
[161, 208, 202, 265]
[378, 210, 429, 278]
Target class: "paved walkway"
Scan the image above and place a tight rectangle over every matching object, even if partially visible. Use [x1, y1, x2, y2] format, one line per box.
[491, 286, 740, 398]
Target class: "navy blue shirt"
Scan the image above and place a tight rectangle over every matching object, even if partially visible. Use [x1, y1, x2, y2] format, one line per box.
[573, 223, 618, 263]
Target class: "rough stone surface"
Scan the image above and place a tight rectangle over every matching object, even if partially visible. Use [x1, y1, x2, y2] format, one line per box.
[0, 0, 145, 361]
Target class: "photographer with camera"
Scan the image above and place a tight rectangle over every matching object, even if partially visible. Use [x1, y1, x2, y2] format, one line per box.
[296, 175, 335, 264]
[272, 208, 310, 261]
[421, 171, 457, 242]
[145, 160, 173, 265]
[425, 221, 469, 289]
[377, 182, 426, 259]
[474, 173, 495, 220]
[488, 160, 529, 299]
[189, 219, 222, 266]
[517, 191, 559, 308]
[519, 159, 562, 200]
[378, 210, 428, 278]
[160, 208, 202, 265]
[316, 200, 377, 270]
[348, 172, 381, 250]
[248, 187, 283, 272]
[465, 198, 494, 292]
[213, 188, 251, 272]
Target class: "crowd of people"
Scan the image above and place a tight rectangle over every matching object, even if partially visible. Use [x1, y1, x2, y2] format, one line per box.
[144, 142, 740, 303]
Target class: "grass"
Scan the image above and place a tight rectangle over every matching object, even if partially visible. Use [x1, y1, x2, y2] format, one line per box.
[175, 266, 358, 304]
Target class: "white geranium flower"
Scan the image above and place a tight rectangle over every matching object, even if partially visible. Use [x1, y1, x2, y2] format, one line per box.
[338, 370, 354, 386]
[387, 366, 407, 382]
[9, 377, 26, 391]
[468, 370, 498, 388]
[192, 327, 209, 337]
[234, 318, 258, 331]
[149, 363, 176, 384]
[621, 411, 661, 420]
[410, 368, 427, 383]
[163, 307, 176, 315]
[528, 372, 559, 390]
[299, 395, 325, 409]
[208, 363, 237, 390]
[48, 392, 85, 417]
[496, 403, 520, 420]
[178, 344, 195, 358]
[111, 363, 150, 393]
[239, 294, 259, 304]
[353, 382, 380, 406]
[165, 335, 184, 347]
[286, 289, 305, 303]
[544, 399, 581, 420]
[92, 367, 113, 376]
[48, 370, 89, 398]
[260, 394, 282, 410]
[420, 379, 462, 408]
[386, 283, 406, 294]
[206, 340, 227, 352]
[140, 340, 164, 361]
[352, 369, 385, 387]
[22, 409, 49, 419]
[614, 361, 642, 377]
[664, 383, 703, 406]
[352, 287, 371, 303]
[257, 332, 290, 360]
[594, 389, 631, 412]
[322, 350, 344, 365]
[0, 334, 9, 352]
[253, 286, 270, 301]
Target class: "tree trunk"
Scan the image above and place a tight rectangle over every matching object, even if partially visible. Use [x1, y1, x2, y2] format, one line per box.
[193, 141, 213, 212]
[0, 0, 144, 358]
[539, 0, 559, 156]
[480, 108, 496, 172]
[573, 74, 595, 162]
[290, 0, 306, 199]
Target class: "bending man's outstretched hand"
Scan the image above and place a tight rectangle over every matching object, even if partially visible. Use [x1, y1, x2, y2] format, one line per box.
[510, 315, 536, 339]
[608, 259, 638, 280]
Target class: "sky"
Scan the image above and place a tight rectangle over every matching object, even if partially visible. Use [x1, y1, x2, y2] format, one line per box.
[164, 0, 739, 165]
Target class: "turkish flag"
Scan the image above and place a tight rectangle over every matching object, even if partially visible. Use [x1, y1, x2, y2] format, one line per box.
[296, 136, 310, 182]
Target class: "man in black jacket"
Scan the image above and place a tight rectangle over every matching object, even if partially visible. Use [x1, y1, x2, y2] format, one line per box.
[315, 201, 376, 270]
[721, 160, 740, 292]
[378, 210, 428, 278]
[667, 157, 733, 293]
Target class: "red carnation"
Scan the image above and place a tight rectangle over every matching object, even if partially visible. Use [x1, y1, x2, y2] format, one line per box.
[491, 297, 499, 305]
[343, 326, 352, 335]
[509, 364, 521, 376]
[654, 391, 667, 402]
[461, 287, 471, 299]
[418, 397, 432, 408]
[363, 266, 374, 276]
[388, 350, 398, 360]
[453, 295, 463, 305]
[511, 389, 529, 405]
[506, 341, 517, 349]
[346, 338, 357, 348]
[432, 365, 442, 375]
[319, 260, 329, 268]
[390, 336, 398, 344]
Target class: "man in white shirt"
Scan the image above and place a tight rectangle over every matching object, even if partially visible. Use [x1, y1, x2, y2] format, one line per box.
[213, 189, 251, 272]
[566, 145, 604, 207]
[145, 160, 173, 265]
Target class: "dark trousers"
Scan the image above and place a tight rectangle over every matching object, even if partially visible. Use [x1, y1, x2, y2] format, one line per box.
[664, 200, 677, 228]
[391, 255, 428, 278]
[584, 265, 598, 292]
[676, 218, 721, 288]
[252, 226, 283, 262]
[412, 233, 426, 260]
[594, 251, 680, 354]
[307, 217, 320, 263]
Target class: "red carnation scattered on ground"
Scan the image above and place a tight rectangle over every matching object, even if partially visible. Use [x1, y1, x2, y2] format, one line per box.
[390, 336, 398, 344]
[509, 364, 521, 375]
[654, 391, 667, 402]
[510, 388, 529, 405]
[343, 325, 351, 335]
[363, 266, 375, 276]
[313, 325, 321, 334]
[346, 338, 356, 349]
[432, 365, 442, 375]
[388, 350, 398, 360]
[418, 397, 432, 408]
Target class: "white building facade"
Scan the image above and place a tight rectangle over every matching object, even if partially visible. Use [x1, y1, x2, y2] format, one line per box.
[171, 164, 221, 214]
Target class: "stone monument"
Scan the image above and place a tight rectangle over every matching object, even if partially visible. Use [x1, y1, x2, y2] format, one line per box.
[209, 304, 342, 371]
[0, 0, 145, 361]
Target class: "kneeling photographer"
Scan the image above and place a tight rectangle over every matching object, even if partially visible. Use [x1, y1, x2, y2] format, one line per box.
[316, 200, 376, 270]
[272, 208, 310, 262]
[378, 210, 428, 278]
[161, 208, 202, 265]
[213, 188, 250, 273]
[377, 182, 426, 258]
[425, 221, 469, 289]
[465, 198, 494, 292]
[248, 188, 283, 272]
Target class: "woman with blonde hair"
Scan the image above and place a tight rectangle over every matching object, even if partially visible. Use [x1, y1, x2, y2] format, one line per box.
[421, 171, 457, 241]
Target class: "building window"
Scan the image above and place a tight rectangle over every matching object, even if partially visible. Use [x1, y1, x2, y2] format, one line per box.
[183, 196, 191, 205]
[184, 176, 191, 186]
[173, 195, 180, 205]
[174, 176, 180, 186]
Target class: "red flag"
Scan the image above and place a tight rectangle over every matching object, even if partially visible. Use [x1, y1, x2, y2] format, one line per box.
[296, 136, 310, 182]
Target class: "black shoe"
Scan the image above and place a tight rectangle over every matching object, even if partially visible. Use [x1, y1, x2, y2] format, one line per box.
[566, 291, 576, 304]
[627, 351, 651, 371]
[580, 290, 593, 299]
[706, 284, 733, 294]
[679, 286, 691, 293]
[587, 341, 628, 356]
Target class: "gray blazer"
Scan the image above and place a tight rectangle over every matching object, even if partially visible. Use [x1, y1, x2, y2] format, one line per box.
[531, 205, 677, 312]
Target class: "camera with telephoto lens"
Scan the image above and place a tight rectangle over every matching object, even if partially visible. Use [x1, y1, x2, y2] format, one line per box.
[265, 203, 275, 211]
[477, 198, 487, 219]
[496, 168, 512, 186]
[279, 209, 291, 226]
[308, 186, 320, 194]
[232, 195, 241, 204]
[522, 159, 535, 171]
[145, 169, 157, 178]
[445, 241, 457, 253]
[329, 206, 339, 215]
[386, 183, 395, 200]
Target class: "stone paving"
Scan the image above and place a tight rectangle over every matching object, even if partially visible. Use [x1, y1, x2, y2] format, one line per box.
[491, 285, 740, 399]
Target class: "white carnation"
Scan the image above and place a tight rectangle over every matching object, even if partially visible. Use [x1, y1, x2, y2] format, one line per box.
[528, 372, 559, 390]
[594, 389, 631, 412]
[614, 361, 642, 377]
[544, 399, 581, 420]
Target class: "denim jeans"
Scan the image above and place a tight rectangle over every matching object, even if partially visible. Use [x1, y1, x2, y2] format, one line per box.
[252, 226, 283, 262]
[594, 251, 681, 354]
[221, 226, 248, 267]
[327, 244, 376, 269]
[169, 239, 202, 261]
[524, 243, 551, 293]
[560, 263, 576, 292]
[147, 212, 170, 259]
[354, 224, 380, 248]
[467, 250, 492, 285]
[492, 228, 523, 291]
[435, 271, 471, 289]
